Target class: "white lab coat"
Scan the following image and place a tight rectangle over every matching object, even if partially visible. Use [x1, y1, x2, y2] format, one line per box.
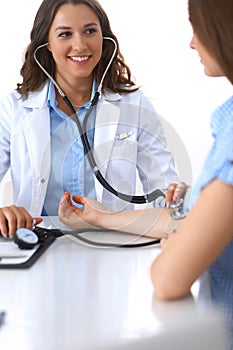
[0, 82, 178, 216]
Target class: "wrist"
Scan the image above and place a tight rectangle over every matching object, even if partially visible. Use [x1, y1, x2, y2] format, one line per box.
[95, 211, 111, 229]
[146, 208, 180, 238]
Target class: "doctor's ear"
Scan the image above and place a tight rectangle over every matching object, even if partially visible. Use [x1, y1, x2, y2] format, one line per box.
[47, 43, 51, 52]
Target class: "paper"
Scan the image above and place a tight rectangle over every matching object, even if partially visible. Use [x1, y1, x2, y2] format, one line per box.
[0, 236, 38, 265]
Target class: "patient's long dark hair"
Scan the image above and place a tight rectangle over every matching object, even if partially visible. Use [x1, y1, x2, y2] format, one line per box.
[189, 0, 233, 84]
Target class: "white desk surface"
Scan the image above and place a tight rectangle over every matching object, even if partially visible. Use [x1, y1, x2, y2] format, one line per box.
[0, 217, 227, 350]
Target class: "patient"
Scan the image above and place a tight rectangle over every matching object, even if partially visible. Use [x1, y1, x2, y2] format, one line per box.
[59, 0, 233, 348]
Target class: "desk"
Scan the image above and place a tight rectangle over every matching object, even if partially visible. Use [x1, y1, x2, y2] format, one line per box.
[0, 217, 227, 350]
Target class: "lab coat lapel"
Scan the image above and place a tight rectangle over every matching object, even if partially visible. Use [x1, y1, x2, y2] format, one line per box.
[23, 107, 51, 182]
[22, 83, 51, 182]
[93, 100, 120, 202]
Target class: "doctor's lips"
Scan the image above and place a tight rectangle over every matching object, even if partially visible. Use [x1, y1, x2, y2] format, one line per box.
[69, 55, 91, 63]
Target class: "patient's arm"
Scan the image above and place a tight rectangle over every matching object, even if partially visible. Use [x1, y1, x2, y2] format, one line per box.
[59, 191, 180, 238]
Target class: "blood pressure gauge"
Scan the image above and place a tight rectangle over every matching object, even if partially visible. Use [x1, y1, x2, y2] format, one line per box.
[14, 228, 39, 250]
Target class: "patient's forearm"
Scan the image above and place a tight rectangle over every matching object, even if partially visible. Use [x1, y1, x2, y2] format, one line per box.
[98, 207, 180, 238]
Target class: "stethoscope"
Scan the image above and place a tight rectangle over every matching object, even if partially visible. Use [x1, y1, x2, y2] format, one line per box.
[11, 37, 187, 251]
[33, 37, 165, 205]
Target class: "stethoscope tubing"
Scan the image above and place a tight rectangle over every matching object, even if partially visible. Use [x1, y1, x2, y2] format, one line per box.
[33, 226, 161, 248]
[33, 40, 165, 204]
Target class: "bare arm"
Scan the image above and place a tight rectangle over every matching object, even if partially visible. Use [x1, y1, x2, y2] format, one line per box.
[151, 179, 233, 300]
[59, 191, 181, 238]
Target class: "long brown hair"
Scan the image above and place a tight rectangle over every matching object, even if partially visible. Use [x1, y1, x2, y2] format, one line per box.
[189, 0, 233, 84]
[17, 0, 138, 97]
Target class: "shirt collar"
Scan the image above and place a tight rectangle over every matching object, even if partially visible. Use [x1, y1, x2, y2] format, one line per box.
[47, 79, 98, 110]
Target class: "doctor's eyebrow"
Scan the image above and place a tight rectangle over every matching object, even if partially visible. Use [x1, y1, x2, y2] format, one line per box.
[55, 23, 99, 31]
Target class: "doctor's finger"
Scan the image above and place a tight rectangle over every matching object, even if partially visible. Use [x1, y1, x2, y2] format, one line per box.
[172, 182, 188, 202]
[166, 183, 178, 204]
[4, 206, 33, 238]
[0, 206, 21, 238]
[18, 207, 37, 230]
[0, 206, 22, 237]
[0, 210, 10, 238]
[166, 182, 188, 204]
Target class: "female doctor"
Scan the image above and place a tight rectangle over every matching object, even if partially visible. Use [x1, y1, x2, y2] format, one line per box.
[0, 0, 178, 238]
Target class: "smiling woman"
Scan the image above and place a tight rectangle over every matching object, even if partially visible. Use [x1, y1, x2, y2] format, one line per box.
[46, 3, 103, 112]
[0, 0, 179, 237]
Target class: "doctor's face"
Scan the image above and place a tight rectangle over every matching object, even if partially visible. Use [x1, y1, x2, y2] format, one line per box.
[190, 32, 224, 78]
[47, 3, 103, 86]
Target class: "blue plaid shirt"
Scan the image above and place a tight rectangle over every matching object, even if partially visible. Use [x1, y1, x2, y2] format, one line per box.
[188, 96, 233, 347]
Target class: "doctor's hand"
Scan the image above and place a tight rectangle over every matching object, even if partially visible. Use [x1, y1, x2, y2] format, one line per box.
[0, 205, 42, 238]
[165, 182, 189, 206]
[59, 191, 110, 230]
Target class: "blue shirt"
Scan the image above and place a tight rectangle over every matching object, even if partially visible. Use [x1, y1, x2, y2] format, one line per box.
[42, 81, 97, 216]
[188, 96, 233, 347]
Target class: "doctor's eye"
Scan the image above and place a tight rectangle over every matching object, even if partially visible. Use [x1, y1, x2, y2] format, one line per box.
[84, 27, 99, 35]
[58, 31, 72, 38]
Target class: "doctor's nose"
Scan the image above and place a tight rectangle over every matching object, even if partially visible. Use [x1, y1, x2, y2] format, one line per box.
[72, 35, 87, 52]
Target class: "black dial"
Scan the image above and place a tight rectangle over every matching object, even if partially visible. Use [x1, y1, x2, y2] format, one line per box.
[14, 228, 39, 250]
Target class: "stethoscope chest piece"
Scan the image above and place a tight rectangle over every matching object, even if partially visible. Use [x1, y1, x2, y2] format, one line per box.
[169, 199, 188, 220]
[14, 228, 39, 250]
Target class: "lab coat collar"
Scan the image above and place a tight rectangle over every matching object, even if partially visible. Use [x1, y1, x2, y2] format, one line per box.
[22, 82, 49, 109]
[21, 82, 123, 108]
[101, 88, 122, 102]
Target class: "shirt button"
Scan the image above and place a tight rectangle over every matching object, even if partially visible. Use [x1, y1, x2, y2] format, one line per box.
[41, 179, 46, 184]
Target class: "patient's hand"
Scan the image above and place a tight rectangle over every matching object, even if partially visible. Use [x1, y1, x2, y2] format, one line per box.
[58, 191, 110, 230]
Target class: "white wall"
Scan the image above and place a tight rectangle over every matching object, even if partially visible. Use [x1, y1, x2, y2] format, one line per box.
[0, 0, 232, 185]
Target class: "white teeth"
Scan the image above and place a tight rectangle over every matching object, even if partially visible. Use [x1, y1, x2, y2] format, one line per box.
[71, 56, 89, 62]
